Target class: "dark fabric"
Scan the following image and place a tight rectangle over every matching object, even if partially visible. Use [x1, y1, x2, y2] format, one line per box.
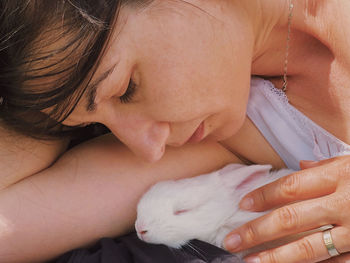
[51, 233, 243, 263]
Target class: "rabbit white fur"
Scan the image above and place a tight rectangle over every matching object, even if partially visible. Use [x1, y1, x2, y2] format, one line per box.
[135, 164, 295, 254]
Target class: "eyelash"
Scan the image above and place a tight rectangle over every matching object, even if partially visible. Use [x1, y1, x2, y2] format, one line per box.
[120, 79, 136, 103]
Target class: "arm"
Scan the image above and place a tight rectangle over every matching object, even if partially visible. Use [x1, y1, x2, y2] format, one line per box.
[0, 126, 69, 189]
[0, 134, 239, 263]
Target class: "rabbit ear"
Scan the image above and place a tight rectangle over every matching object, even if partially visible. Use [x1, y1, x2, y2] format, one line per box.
[219, 164, 272, 190]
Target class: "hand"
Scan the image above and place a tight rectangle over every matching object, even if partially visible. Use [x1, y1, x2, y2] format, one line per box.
[223, 156, 350, 263]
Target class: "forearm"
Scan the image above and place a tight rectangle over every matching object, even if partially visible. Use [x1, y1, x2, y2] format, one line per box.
[0, 134, 239, 263]
[0, 127, 69, 189]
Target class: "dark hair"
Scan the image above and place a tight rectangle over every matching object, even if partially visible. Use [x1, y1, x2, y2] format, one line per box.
[0, 0, 144, 139]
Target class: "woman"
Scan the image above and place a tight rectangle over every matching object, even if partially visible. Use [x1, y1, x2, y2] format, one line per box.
[0, 0, 349, 262]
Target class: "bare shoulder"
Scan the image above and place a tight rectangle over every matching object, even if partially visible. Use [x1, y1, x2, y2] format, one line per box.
[305, 1, 350, 62]
[220, 116, 286, 169]
[0, 125, 69, 189]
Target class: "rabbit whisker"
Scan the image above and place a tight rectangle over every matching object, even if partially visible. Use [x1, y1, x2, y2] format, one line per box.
[185, 242, 207, 261]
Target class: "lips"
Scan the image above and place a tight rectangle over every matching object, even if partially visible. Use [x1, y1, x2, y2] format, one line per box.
[186, 122, 205, 143]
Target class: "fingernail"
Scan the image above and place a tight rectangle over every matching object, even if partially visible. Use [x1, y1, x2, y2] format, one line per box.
[240, 197, 254, 210]
[224, 233, 241, 250]
[299, 160, 319, 168]
[245, 256, 261, 263]
[300, 160, 318, 164]
[300, 160, 321, 170]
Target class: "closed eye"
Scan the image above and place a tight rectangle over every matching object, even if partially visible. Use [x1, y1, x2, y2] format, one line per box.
[120, 78, 136, 103]
[174, 209, 190, 215]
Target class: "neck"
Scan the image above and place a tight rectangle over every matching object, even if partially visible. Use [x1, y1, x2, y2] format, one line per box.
[243, 0, 350, 137]
[240, 0, 295, 60]
[241, 0, 329, 77]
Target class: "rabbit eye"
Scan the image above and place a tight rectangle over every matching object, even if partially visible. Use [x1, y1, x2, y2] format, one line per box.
[174, 209, 190, 215]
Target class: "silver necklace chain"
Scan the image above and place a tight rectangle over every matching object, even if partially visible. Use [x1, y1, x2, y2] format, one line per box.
[282, 0, 294, 92]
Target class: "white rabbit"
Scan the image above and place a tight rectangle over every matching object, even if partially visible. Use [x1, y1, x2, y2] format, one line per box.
[135, 164, 295, 257]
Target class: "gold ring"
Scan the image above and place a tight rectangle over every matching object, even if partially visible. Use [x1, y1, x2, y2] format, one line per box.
[323, 229, 340, 257]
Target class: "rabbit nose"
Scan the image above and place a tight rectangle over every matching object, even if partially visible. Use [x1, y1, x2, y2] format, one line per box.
[140, 230, 148, 235]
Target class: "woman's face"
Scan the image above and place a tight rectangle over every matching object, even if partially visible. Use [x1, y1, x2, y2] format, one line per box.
[65, 0, 254, 161]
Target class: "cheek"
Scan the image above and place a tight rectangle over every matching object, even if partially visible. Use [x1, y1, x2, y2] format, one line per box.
[141, 84, 209, 121]
[137, 33, 251, 120]
[142, 65, 247, 119]
[141, 47, 251, 123]
[141, 80, 250, 132]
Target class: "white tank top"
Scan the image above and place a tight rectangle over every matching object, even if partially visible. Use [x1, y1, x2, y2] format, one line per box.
[246, 77, 350, 170]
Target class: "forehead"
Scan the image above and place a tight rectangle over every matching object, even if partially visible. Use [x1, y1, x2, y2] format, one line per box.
[112, 0, 217, 44]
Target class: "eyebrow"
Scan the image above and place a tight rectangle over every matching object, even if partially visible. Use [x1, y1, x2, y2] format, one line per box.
[85, 64, 117, 112]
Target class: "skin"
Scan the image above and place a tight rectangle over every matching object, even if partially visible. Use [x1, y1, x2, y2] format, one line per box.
[71, 1, 350, 262]
[0, 134, 238, 262]
[1, 0, 350, 262]
[228, 157, 350, 263]
[64, 0, 255, 162]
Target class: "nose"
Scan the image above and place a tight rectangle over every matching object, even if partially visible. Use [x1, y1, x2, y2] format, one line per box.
[123, 122, 169, 162]
[137, 229, 148, 241]
[136, 224, 148, 239]
[140, 230, 148, 235]
[105, 115, 170, 162]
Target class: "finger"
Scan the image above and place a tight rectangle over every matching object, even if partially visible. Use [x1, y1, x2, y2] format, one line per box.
[243, 226, 350, 263]
[225, 196, 337, 252]
[300, 156, 350, 170]
[320, 252, 350, 263]
[239, 165, 338, 212]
